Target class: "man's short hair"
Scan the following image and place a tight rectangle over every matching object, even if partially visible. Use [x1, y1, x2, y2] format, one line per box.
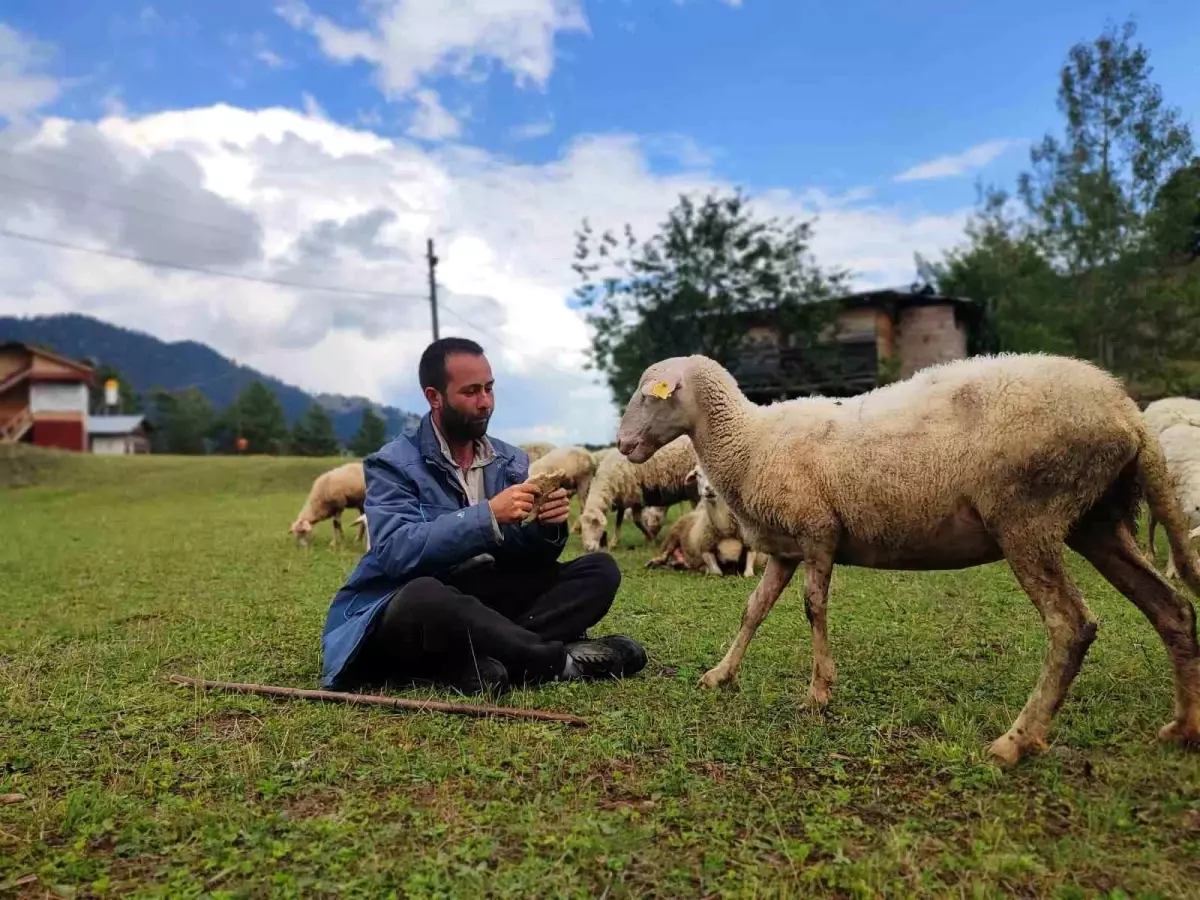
[418, 337, 486, 393]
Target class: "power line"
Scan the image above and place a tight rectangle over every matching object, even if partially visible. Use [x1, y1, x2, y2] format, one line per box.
[0, 171, 262, 247]
[0, 226, 429, 301]
[437, 300, 601, 388]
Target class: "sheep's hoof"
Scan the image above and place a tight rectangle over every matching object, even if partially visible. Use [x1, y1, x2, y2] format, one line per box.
[1158, 718, 1200, 746]
[698, 668, 734, 690]
[805, 685, 832, 709]
[987, 731, 1049, 766]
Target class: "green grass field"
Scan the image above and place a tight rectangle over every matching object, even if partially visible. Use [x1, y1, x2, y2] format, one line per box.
[2, 446, 1199, 898]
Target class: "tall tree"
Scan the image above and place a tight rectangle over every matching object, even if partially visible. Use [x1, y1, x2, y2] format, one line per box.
[349, 407, 388, 457]
[149, 388, 213, 455]
[215, 380, 289, 455]
[1016, 16, 1196, 373]
[573, 188, 848, 406]
[291, 403, 341, 457]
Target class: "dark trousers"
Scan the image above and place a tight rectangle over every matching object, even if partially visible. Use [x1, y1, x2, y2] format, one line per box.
[354, 552, 621, 686]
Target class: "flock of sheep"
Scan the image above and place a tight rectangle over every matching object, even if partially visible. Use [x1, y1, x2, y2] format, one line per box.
[283, 355, 1200, 765]
[285, 435, 761, 578]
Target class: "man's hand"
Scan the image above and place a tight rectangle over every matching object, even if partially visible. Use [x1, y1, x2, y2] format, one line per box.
[535, 487, 570, 526]
[489, 483, 538, 526]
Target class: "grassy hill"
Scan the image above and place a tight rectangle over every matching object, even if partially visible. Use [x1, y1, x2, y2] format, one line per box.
[0, 313, 419, 443]
[2, 447, 1199, 896]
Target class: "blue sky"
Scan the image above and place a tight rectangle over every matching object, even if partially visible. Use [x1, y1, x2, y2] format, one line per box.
[0, 1, 1198, 442]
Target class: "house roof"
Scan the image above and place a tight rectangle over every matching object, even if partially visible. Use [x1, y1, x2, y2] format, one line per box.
[0, 341, 96, 382]
[87, 415, 149, 436]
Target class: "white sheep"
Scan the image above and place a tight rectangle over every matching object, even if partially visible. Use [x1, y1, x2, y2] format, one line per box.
[577, 434, 698, 552]
[615, 352, 1200, 765]
[530, 444, 597, 511]
[1146, 421, 1200, 579]
[1142, 396, 1200, 439]
[289, 461, 366, 548]
[646, 464, 760, 576]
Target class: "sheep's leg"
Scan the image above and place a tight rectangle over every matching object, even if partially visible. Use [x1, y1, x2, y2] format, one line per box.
[631, 507, 655, 542]
[1069, 522, 1200, 746]
[989, 544, 1098, 765]
[1147, 512, 1158, 559]
[742, 550, 757, 578]
[701, 550, 722, 576]
[646, 530, 681, 569]
[614, 506, 626, 546]
[330, 514, 344, 548]
[803, 552, 836, 708]
[1166, 549, 1179, 580]
[699, 556, 800, 689]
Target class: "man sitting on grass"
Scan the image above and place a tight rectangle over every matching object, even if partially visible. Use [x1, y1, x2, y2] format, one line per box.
[320, 336, 647, 695]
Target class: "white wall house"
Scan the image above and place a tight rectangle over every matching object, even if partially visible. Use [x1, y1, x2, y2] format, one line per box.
[87, 415, 152, 455]
[30, 382, 89, 414]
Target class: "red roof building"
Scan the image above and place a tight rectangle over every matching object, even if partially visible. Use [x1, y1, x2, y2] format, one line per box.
[0, 342, 96, 452]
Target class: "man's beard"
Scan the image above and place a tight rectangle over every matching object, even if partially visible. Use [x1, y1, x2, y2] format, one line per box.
[440, 399, 490, 442]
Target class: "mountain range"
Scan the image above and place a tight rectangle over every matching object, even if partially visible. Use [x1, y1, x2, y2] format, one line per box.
[0, 313, 420, 443]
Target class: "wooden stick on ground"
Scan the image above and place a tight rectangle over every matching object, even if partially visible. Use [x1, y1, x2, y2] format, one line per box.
[167, 675, 588, 727]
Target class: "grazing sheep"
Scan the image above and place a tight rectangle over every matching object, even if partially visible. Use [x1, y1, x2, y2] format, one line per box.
[519, 442, 555, 464]
[289, 461, 366, 548]
[615, 352, 1200, 765]
[1146, 422, 1200, 579]
[577, 434, 698, 552]
[1143, 396, 1200, 439]
[530, 444, 597, 510]
[647, 465, 760, 576]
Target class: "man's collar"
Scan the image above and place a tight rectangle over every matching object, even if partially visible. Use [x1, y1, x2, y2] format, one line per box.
[431, 416, 495, 469]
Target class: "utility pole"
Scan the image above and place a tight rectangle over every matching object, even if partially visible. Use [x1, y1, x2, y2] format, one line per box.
[426, 238, 439, 341]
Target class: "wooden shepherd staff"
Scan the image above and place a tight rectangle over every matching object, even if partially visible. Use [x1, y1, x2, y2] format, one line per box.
[168, 674, 588, 727]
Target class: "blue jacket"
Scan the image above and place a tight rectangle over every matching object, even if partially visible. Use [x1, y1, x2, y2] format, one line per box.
[319, 413, 568, 688]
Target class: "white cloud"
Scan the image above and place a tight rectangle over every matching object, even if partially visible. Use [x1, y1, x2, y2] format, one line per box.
[276, 0, 588, 98]
[0, 22, 62, 122]
[407, 89, 461, 141]
[256, 48, 287, 69]
[0, 103, 971, 444]
[894, 139, 1022, 182]
[511, 117, 555, 141]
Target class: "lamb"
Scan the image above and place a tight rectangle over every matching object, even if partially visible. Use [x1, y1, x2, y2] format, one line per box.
[1146, 421, 1200, 579]
[577, 434, 699, 552]
[647, 465, 760, 576]
[615, 352, 1200, 765]
[529, 444, 597, 510]
[289, 461, 367, 548]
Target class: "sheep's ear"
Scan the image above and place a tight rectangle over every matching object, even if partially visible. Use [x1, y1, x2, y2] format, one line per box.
[684, 467, 698, 485]
[640, 360, 687, 399]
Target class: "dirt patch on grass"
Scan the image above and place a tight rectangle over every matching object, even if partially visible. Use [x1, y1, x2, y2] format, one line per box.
[280, 788, 344, 821]
[192, 710, 266, 742]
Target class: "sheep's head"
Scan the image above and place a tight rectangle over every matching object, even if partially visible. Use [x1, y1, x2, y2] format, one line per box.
[641, 506, 666, 539]
[289, 519, 314, 546]
[685, 464, 718, 502]
[579, 508, 609, 552]
[616, 357, 694, 463]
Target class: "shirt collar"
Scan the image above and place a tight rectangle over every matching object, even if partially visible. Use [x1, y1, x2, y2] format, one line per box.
[432, 417, 495, 470]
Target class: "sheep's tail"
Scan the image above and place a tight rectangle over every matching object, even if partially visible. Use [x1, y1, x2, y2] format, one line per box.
[1138, 424, 1200, 596]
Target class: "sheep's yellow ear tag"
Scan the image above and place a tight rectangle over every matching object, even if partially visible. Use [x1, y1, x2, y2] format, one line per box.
[648, 380, 673, 400]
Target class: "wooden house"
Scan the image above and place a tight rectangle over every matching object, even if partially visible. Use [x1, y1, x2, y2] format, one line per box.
[0, 342, 96, 452]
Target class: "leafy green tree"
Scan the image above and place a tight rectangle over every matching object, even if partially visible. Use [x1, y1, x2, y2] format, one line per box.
[149, 388, 213, 455]
[214, 381, 289, 454]
[923, 18, 1200, 392]
[349, 407, 388, 457]
[89, 364, 143, 414]
[572, 188, 848, 406]
[1016, 17, 1196, 373]
[291, 403, 341, 457]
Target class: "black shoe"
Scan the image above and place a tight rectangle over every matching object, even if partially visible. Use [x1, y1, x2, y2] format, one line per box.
[561, 640, 624, 681]
[593, 634, 648, 677]
[443, 656, 510, 696]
